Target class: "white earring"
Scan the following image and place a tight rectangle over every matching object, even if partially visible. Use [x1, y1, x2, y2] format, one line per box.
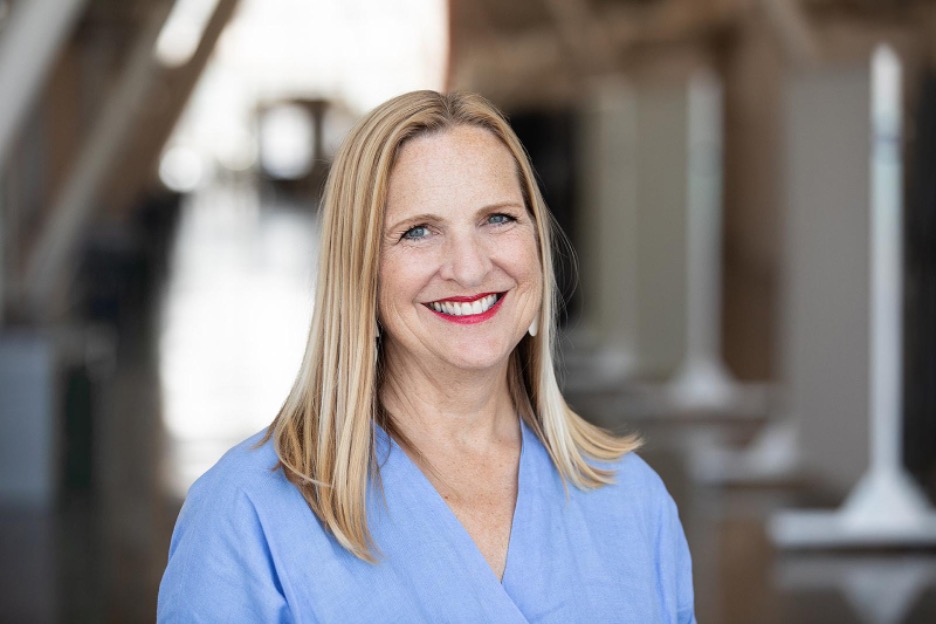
[528, 316, 538, 337]
[375, 322, 381, 339]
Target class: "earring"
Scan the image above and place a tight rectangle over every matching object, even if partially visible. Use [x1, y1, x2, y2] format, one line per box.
[528, 316, 538, 337]
[375, 322, 381, 339]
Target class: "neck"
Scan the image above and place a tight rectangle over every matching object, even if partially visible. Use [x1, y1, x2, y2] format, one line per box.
[379, 345, 519, 454]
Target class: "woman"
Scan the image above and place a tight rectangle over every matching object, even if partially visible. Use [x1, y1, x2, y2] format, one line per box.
[158, 90, 696, 623]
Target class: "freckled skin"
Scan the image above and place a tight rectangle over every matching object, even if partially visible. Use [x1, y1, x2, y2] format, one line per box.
[378, 125, 542, 376]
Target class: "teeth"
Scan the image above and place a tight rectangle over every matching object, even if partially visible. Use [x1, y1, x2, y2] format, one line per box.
[429, 294, 500, 317]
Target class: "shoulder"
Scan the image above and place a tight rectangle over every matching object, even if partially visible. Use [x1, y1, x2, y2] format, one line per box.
[531, 434, 696, 620]
[592, 450, 676, 519]
[573, 450, 689, 564]
[601, 451, 696, 621]
[158, 431, 303, 622]
[187, 430, 284, 498]
[607, 450, 668, 491]
[178, 430, 313, 518]
[162, 430, 285, 558]
[166, 429, 311, 552]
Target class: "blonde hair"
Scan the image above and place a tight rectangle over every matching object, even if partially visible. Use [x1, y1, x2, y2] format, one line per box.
[267, 90, 640, 561]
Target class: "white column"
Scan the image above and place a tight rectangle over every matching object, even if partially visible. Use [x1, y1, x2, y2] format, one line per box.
[770, 45, 936, 548]
[666, 70, 743, 409]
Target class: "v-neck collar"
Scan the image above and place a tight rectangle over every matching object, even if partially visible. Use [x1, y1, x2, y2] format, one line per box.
[373, 418, 534, 593]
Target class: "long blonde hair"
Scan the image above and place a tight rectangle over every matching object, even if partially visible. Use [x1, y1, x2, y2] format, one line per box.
[267, 90, 640, 561]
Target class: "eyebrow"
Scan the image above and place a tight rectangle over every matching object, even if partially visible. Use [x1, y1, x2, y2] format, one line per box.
[384, 213, 439, 235]
[384, 201, 525, 233]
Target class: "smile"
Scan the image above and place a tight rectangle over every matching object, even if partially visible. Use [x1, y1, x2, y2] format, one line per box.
[424, 292, 506, 324]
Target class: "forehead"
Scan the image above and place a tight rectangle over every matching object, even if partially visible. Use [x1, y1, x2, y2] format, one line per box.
[385, 125, 523, 217]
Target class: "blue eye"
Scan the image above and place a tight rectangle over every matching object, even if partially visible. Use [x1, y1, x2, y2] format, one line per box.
[488, 213, 517, 226]
[402, 225, 430, 240]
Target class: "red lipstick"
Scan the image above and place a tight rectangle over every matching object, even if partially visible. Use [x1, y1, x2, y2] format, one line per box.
[433, 292, 498, 303]
[424, 292, 506, 325]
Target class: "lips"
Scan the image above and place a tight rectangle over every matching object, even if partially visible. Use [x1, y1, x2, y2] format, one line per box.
[424, 292, 506, 324]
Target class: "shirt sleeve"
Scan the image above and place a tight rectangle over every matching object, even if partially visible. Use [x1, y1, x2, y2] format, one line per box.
[657, 491, 697, 624]
[157, 474, 293, 623]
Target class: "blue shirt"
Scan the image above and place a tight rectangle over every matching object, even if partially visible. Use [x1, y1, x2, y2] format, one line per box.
[158, 420, 696, 623]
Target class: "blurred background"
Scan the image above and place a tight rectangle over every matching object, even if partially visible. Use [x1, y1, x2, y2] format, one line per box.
[0, 0, 935, 622]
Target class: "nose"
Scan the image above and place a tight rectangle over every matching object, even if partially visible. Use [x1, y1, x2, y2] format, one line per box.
[440, 231, 492, 287]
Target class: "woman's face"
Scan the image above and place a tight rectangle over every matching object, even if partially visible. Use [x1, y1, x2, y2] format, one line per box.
[378, 125, 542, 374]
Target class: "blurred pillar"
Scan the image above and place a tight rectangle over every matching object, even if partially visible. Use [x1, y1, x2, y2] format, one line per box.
[22, 1, 177, 317]
[577, 78, 639, 381]
[1, 180, 4, 323]
[0, 0, 86, 173]
[511, 110, 580, 322]
[721, 13, 784, 382]
[905, 69, 936, 493]
[0, 0, 85, 325]
[770, 46, 936, 548]
[0, 333, 56, 507]
[782, 62, 872, 495]
[631, 81, 689, 378]
[667, 70, 743, 408]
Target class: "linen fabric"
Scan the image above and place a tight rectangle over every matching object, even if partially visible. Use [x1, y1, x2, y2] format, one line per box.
[158, 420, 696, 623]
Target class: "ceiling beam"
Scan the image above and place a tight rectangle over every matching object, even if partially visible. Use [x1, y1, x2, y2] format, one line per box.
[454, 0, 743, 99]
[21, 0, 176, 318]
[104, 0, 241, 218]
[0, 0, 87, 174]
[540, 0, 617, 75]
[757, 0, 820, 65]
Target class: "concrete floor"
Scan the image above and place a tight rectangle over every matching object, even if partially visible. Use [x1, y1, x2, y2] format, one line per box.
[2, 181, 936, 623]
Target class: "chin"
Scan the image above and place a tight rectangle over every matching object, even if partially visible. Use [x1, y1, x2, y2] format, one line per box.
[438, 340, 517, 372]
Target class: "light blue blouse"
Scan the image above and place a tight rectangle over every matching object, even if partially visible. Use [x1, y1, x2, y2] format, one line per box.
[158, 420, 696, 623]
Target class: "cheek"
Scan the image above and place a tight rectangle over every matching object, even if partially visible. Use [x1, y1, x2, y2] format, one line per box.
[501, 232, 542, 290]
[377, 250, 434, 318]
